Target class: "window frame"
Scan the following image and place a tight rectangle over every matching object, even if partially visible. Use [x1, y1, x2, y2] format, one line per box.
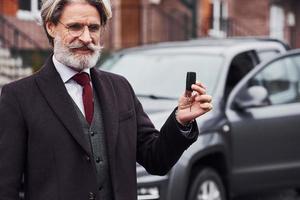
[257, 49, 281, 63]
[224, 50, 259, 100]
[226, 50, 300, 111]
[269, 4, 285, 40]
[251, 56, 299, 105]
[17, 0, 41, 21]
[208, 0, 228, 37]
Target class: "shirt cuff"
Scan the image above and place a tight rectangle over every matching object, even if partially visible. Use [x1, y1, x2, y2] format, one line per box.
[174, 112, 198, 139]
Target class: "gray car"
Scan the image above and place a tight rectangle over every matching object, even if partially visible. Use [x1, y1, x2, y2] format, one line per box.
[101, 38, 300, 200]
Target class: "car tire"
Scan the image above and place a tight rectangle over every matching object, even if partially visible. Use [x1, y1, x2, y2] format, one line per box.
[188, 167, 226, 200]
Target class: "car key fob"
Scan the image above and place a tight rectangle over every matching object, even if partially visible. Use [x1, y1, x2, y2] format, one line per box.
[185, 72, 196, 97]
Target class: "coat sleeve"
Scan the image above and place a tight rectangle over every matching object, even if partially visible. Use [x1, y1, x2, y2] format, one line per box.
[0, 85, 27, 199]
[133, 89, 198, 176]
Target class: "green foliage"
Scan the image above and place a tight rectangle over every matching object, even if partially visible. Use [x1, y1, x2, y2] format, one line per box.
[11, 49, 52, 72]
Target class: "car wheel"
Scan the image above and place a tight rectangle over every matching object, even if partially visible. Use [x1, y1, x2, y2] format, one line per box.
[188, 167, 226, 200]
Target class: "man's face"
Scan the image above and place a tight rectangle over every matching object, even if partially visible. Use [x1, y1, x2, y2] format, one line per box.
[47, 2, 103, 70]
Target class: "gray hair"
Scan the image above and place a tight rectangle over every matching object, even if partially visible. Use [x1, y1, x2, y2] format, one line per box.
[41, 0, 111, 46]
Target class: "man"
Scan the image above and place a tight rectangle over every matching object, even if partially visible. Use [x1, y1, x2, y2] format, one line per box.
[0, 0, 212, 200]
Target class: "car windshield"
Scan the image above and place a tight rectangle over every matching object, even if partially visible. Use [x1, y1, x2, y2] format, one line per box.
[101, 53, 223, 99]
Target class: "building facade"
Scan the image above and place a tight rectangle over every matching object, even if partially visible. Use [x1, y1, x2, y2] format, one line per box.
[201, 0, 300, 48]
[0, 0, 300, 51]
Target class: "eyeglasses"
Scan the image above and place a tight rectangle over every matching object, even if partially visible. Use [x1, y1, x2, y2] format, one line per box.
[58, 21, 103, 37]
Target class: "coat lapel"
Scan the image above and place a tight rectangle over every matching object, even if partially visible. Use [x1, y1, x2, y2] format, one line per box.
[35, 57, 92, 156]
[90, 68, 119, 178]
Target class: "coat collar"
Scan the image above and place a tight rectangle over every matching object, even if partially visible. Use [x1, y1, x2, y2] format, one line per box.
[35, 56, 92, 155]
[34, 56, 119, 171]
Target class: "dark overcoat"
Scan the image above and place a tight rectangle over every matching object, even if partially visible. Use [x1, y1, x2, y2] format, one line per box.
[0, 56, 198, 200]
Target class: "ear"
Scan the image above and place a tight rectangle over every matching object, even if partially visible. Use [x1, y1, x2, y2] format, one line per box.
[46, 21, 56, 38]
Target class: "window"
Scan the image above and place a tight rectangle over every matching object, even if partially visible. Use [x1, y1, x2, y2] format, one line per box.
[38, 0, 42, 9]
[17, 0, 41, 20]
[257, 50, 280, 62]
[270, 5, 285, 40]
[250, 54, 300, 105]
[209, 0, 228, 37]
[19, 0, 31, 11]
[102, 53, 224, 98]
[225, 51, 258, 99]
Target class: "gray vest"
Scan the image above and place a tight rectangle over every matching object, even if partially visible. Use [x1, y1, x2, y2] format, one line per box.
[72, 91, 113, 200]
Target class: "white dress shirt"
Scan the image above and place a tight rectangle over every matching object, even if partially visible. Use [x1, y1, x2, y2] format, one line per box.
[52, 56, 92, 117]
[52, 56, 193, 136]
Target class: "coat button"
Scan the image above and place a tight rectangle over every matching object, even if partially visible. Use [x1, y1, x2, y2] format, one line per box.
[85, 155, 91, 162]
[96, 157, 101, 163]
[90, 131, 95, 136]
[89, 192, 95, 200]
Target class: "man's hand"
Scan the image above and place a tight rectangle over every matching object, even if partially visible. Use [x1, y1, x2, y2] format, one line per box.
[176, 82, 212, 125]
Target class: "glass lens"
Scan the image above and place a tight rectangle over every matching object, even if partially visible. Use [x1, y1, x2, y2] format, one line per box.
[68, 23, 84, 37]
[64, 22, 103, 37]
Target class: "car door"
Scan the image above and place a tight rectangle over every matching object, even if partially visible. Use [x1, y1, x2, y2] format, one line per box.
[225, 51, 300, 194]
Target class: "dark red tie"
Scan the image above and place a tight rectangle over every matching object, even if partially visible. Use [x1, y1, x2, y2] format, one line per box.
[72, 72, 94, 125]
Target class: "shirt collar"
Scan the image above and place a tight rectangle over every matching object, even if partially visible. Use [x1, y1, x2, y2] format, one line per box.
[52, 55, 91, 83]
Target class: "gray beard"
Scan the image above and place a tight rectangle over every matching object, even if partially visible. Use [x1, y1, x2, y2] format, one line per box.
[53, 36, 101, 71]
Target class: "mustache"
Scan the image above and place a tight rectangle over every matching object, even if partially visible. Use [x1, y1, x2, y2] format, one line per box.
[66, 42, 103, 51]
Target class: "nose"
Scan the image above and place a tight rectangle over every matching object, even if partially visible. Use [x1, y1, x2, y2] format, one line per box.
[78, 26, 92, 44]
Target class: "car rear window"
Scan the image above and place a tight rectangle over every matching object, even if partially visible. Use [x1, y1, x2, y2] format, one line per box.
[102, 53, 224, 98]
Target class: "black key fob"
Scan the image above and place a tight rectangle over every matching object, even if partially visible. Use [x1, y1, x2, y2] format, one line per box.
[185, 72, 196, 97]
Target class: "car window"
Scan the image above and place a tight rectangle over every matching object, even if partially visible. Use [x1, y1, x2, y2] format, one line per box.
[225, 51, 258, 99]
[257, 50, 280, 62]
[101, 53, 224, 98]
[249, 54, 300, 105]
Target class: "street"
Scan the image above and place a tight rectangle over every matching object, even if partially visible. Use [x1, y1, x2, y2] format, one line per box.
[234, 190, 300, 200]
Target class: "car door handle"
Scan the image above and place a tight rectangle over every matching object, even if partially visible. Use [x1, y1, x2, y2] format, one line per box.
[222, 124, 230, 133]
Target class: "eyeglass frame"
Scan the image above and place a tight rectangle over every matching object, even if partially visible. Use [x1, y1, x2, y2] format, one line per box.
[58, 21, 104, 37]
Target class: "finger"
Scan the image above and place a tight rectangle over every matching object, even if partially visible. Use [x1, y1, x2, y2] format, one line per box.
[200, 102, 213, 110]
[195, 94, 212, 103]
[190, 93, 197, 102]
[191, 84, 206, 95]
[178, 104, 191, 110]
[195, 81, 207, 89]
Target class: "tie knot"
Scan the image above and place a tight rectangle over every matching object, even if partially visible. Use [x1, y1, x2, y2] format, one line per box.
[72, 72, 90, 86]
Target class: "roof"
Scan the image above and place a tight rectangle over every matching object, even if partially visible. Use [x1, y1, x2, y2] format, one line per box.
[118, 37, 289, 55]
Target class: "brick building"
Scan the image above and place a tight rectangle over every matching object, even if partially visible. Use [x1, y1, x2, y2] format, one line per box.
[105, 0, 192, 49]
[114, 0, 300, 48]
[0, 0, 300, 51]
[0, 0, 50, 50]
[270, 0, 300, 48]
[199, 0, 300, 48]
[0, 0, 191, 50]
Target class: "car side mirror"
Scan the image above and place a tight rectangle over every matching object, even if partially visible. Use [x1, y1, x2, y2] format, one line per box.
[234, 86, 268, 109]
